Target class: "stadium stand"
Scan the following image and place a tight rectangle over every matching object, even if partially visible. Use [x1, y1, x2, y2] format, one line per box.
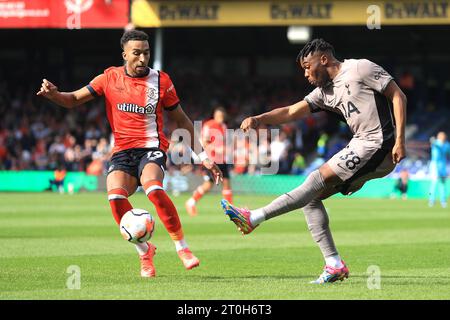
[1, 27, 449, 179]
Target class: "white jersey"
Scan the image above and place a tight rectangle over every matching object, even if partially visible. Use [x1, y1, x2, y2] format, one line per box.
[305, 59, 395, 149]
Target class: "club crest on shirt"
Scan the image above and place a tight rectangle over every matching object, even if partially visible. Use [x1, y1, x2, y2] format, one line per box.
[345, 83, 351, 95]
[146, 87, 158, 100]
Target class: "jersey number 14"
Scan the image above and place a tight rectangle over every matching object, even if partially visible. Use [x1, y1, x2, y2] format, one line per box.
[342, 101, 361, 119]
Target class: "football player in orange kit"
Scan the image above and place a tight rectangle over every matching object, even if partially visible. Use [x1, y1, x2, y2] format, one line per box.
[186, 107, 233, 216]
[37, 30, 223, 278]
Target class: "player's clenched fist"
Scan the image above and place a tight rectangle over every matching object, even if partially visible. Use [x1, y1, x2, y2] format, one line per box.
[240, 117, 259, 132]
[36, 79, 58, 98]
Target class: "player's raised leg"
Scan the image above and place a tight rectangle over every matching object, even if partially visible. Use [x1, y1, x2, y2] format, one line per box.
[221, 170, 349, 283]
[141, 162, 199, 270]
[221, 199, 255, 234]
[107, 170, 156, 277]
[222, 165, 338, 234]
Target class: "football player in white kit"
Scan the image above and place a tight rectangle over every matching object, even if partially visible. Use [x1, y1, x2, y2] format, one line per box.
[222, 39, 407, 284]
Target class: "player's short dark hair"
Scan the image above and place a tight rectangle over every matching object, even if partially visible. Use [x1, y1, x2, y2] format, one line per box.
[120, 30, 149, 49]
[296, 38, 335, 64]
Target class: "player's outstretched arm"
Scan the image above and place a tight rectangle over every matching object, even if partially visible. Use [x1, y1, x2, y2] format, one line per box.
[167, 104, 223, 184]
[383, 80, 407, 164]
[240, 100, 311, 132]
[36, 79, 95, 109]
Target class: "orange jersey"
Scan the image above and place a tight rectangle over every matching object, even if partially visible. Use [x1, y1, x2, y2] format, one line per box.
[54, 169, 66, 181]
[87, 66, 180, 154]
[202, 119, 227, 164]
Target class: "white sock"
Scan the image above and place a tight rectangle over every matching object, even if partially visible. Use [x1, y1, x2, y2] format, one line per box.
[325, 255, 343, 268]
[187, 198, 196, 206]
[175, 239, 188, 252]
[250, 208, 266, 226]
[135, 242, 149, 256]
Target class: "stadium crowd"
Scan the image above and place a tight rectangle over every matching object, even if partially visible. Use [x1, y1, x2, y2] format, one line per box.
[0, 67, 448, 178]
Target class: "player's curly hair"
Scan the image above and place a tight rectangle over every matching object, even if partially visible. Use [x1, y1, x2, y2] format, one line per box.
[296, 38, 335, 64]
[120, 30, 149, 49]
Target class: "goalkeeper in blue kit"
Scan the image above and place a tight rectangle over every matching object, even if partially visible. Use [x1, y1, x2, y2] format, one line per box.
[428, 132, 450, 208]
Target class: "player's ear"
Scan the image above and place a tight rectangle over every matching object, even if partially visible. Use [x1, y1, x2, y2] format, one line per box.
[122, 51, 127, 61]
[320, 54, 328, 66]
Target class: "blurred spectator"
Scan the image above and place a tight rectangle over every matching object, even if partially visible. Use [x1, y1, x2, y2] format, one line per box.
[47, 164, 67, 194]
[233, 136, 250, 175]
[291, 152, 306, 175]
[316, 132, 329, 158]
[326, 133, 349, 160]
[294, 125, 304, 150]
[303, 156, 326, 176]
[256, 132, 271, 173]
[391, 169, 409, 200]
[87, 137, 111, 175]
[48, 135, 66, 157]
[399, 71, 414, 91]
[270, 131, 291, 174]
[428, 132, 450, 208]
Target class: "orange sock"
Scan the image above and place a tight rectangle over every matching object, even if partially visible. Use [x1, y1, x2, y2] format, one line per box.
[108, 188, 132, 225]
[192, 186, 205, 202]
[144, 180, 184, 241]
[222, 189, 233, 204]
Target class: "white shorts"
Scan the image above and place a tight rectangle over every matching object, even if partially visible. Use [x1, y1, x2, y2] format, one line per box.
[327, 138, 396, 195]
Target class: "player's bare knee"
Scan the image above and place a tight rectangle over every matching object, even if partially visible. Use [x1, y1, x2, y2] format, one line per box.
[106, 172, 138, 196]
[107, 187, 131, 204]
[141, 163, 164, 183]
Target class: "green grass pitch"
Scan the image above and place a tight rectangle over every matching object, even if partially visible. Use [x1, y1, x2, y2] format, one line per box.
[0, 192, 449, 300]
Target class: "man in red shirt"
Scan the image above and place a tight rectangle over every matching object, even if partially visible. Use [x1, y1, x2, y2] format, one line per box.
[37, 30, 222, 278]
[186, 107, 233, 216]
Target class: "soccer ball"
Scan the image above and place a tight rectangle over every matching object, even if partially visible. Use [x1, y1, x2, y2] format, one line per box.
[119, 209, 155, 244]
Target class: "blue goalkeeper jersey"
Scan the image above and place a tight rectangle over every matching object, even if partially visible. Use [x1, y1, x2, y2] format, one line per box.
[430, 140, 450, 177]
